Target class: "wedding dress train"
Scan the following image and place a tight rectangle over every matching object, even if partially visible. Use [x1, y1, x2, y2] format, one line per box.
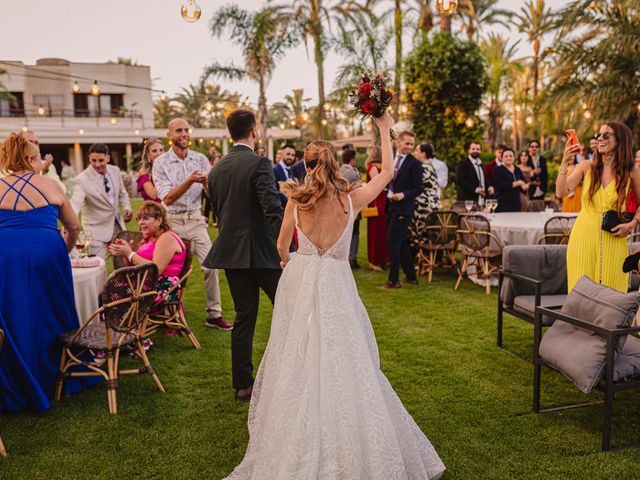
[225, 195, 445, 480]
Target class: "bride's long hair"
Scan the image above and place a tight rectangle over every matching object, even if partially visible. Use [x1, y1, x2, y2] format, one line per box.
[280, 140, 351, 212]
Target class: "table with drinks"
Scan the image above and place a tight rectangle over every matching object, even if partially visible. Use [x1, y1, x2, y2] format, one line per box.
[70, 232, 108, 325]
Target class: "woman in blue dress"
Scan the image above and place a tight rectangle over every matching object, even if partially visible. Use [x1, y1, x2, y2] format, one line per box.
[494, 147, 531, 212]
[0, 133, 92, 412]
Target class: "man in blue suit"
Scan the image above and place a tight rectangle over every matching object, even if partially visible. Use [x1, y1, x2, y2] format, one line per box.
[379, 131, 423, 289]
[527, 139, 548, 200]
[273, 143, 297, 206]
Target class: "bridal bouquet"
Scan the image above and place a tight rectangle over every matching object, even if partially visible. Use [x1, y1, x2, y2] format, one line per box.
[348, 73, 396, 138]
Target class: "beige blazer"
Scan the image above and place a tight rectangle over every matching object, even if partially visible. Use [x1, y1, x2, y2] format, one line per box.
[71, 164, 131, 242]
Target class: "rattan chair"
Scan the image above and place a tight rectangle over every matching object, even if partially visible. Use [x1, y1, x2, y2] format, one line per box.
[527, 199, 560, 212]
[417, 211, 460, 282]
[111, 230, 143, 270]
[455, 214, 504, 294]
[537, 215, 577, 245]
[142, 239, 200, 349]
[0, 328, 5, 457]
[56, 263, 164, 414]
[451, 201, 472, 213]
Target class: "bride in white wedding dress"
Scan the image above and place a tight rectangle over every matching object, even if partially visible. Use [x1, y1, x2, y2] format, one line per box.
[224, 113, 445, 480]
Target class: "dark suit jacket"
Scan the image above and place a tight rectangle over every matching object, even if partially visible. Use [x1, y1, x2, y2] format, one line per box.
[387, 153, 423, 217]
[456, 157, 484, 202]
[290, 161, 307, 182]
[527, 155, 548, 199]
[204, 145, 283, 270]
[273, 163, 290, 206]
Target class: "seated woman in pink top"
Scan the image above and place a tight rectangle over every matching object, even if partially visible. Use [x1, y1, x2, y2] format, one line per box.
[109, 201, 186, 305]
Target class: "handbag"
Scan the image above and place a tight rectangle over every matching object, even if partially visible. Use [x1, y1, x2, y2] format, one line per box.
[361, 207, 379, 218]
[601, 210, 634, 233]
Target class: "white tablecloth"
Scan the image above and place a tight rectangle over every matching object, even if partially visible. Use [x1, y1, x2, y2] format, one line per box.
[488, 212, 577, 246]
[72, 257, 108, 325]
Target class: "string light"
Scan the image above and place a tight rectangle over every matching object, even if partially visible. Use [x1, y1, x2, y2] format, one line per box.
[289, 119, 296, 127]
[465, 117, 475, 128]
[160, 91, 168, 101]
[525, 116, 534, 125]
[78, 129, 85, 135]
[435, 0, 458, 15]
[89, 80, 100, 96]
[204, 101, 214, 112]
[21, 126, 28, 132]
[584, 110, 593, 120]
[134, 129, 140, 135]
[279, 123, 285, 130]
[110, 117, 117, 125]
[321, 119, 328, 126]
[181, 0, 202, 22]
[72, 81, 80, 94]
[37, 106, 45, 116]
[301, 112, 310, 122]
[514, 104, 522, 112]
[400, 105, 408, 114]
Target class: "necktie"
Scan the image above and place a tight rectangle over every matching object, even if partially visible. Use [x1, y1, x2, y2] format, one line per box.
[103, 175, 110, 193]
[393, 155, 403, 180]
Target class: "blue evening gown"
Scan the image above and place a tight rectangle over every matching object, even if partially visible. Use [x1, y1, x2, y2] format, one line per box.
[0, 172, 98, 413]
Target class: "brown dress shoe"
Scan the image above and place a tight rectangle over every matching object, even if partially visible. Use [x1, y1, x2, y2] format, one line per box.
[377, 281, 401, 290]
[235, 385, 253, 402]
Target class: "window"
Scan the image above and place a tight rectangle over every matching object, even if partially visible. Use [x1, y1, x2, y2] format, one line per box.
[32, 94, 64, 116]
[0, 92, 25, 117]
[74, 93, 125, 117]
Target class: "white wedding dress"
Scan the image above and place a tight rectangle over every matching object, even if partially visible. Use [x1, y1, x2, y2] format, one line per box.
[225, 195, 445, 480]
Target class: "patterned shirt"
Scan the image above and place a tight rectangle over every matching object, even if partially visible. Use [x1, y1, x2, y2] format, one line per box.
[152, 147, 210, 213]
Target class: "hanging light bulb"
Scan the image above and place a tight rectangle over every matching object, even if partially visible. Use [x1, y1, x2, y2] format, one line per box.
[582, 102, 588, 110]
[584, 109, 593, 120]
[301, 112, 310, 122]
[181, 0, 202, 22]
[243, 100, 251, 107]
[321, 119, 328, 126]
[110, 117, 117, 125]
[525, 116, 534, 125]
[37, 106, 45, 116]
[435, 0, 458, 15]
[21, 126, 28, 132]
[400, 105, 408, 115]
[78, 129, 85, 135]
[514, 104, 522, 112]
[323, 103, 331, 112]
[465, 117, 475, 128]
[279, 123, 285, 130]
[72, 81, 80, 94]
[134, 129, 140, 135]
[90, 80, 100, 96]
[289, 119, 296, 127]
[160, 91, 168, 102]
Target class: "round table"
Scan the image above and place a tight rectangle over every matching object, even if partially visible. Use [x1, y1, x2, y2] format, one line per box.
[488, 212, 577, 246]
[72, 257, 108, 325]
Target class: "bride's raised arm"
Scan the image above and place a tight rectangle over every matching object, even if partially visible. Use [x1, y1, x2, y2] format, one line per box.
[350, 113, 394, 212]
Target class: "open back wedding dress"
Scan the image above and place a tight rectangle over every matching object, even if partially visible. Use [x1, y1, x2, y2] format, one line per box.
[225, 194, 445, 480]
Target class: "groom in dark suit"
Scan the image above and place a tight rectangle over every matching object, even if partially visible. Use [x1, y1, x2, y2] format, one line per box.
[204, 109, 284, 402]
[379, 131, 423, 289]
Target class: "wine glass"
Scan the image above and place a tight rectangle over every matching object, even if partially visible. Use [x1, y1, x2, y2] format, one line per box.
[75, 231, 86, 257]
[84, 231, 93, 256]
[490, 199, 498, 214]
[465, 200, 474, 213]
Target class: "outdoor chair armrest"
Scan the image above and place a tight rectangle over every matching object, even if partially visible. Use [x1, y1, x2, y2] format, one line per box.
[535, 306, 640, 338]
[500, 269, 542, 287]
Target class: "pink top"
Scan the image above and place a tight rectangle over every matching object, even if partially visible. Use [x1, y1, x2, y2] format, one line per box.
[136, 231, 186, 277]
[137, 173, 161, 203]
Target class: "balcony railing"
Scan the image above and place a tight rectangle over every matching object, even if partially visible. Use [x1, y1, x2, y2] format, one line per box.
[0, 108, 144, 119]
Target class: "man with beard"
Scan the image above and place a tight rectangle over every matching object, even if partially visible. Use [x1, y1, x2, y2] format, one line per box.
[152, 118, 229, 330]
[456, 141, 490, 205]
[273, 143, 297, 206]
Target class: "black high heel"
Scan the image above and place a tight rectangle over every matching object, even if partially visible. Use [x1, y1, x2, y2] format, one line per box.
[623, 252, 640, 273]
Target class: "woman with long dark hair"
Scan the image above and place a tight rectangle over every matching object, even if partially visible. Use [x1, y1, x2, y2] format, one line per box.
[557, 121, 640, 292]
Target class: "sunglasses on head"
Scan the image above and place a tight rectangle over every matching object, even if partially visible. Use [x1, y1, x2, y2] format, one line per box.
[595, 132, 614, 140]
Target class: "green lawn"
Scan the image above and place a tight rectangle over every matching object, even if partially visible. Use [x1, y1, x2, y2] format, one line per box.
[2, 202, 640, 479]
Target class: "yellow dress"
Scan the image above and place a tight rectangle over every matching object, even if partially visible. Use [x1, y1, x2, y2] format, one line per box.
[567, 170, 629, 292]
[561, 165, 582, 213]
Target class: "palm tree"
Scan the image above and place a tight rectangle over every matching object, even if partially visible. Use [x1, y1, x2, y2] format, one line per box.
[549, 0, 640, 140]
[153, 96, 176, 128]
[458, 0, 511, 40]
[271, 88, 312, 128]
[480, 33, 523, 149]
[173, 83, 208, 127]
[406, 0, 435, 44]
[204, 4, 299, 145]
[278, 0, 372, 135]
[511, 0, 556, 99]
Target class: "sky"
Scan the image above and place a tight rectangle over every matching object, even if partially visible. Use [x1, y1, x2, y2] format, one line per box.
[1, 0, 567, 108]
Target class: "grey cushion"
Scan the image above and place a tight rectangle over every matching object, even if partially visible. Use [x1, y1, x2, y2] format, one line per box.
[500, 245, 567, 306]
[539, 276, 640, 393]
[615, 336, 640, 380]
[513, 294, 567, 325]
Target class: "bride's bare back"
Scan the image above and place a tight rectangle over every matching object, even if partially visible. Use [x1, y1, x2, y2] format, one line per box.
[296, 191, 351, 252]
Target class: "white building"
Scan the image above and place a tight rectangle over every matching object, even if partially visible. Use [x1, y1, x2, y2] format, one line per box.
[0, 58, 299, 173]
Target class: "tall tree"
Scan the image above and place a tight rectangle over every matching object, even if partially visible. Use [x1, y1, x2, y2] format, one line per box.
[204, 4, 299, 145]
[480, 33, 523, 149]
[153, 96, 176, 128]
[511, 0, 555, 99]
[173, 83, 208, 127]
[549, 0, 640, 141]
[271, 88, 312, 128]
[458, 0, 511, 40]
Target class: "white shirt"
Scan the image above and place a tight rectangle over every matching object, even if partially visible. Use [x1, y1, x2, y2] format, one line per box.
[278, 161, 291, 180]
[468, 156, 485, 190]
[429, 157, 448, 191]
[92, 168, 116, 207]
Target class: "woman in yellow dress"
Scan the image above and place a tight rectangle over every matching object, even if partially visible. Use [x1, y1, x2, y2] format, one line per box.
[560, 152, 582, 213]
[556, 121, 640, 292]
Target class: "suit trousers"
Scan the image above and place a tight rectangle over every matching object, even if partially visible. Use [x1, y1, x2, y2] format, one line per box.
[225, 268, 281, 389]
[89, 220, 122, 259]
[167, 212, 222, 319]
[349, 215, 361, 263]
[387, 212, 416, 284]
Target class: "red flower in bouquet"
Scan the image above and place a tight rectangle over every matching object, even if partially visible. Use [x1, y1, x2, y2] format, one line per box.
[361, 98, 377, 115]
[359, 82, 372, 97]
[348, 72, 396, 138]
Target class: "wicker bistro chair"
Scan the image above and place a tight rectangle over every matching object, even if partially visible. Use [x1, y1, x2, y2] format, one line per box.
[455, 214, 504, 294]
[416, 211, 461, 281]
[0, 329, 5, 457]
[111, 230, 143, 270]
[498, 245, 568, 359]
[142, 239, 201, 349]
[56, 263, 164, 414]
[537, 215, 577, 245]
[527, 199, 560, 212]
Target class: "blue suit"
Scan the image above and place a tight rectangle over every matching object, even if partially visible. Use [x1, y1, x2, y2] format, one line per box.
[273, 163, 291, 206]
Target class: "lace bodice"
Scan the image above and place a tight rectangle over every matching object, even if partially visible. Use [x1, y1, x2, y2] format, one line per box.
[294, 195, 354, 261]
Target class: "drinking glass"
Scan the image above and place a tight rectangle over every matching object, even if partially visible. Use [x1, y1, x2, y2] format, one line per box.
[465, 200, 474, 212]
[84, 231, 93, 256]
[75, 231, 86, 257]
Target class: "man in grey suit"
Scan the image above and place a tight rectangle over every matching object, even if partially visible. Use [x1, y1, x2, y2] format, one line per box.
[204, 109, 283, 402]
[70, 143, 131, 258]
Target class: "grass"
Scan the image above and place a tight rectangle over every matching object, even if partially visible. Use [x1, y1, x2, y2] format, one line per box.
[2, 200, 640, 479]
